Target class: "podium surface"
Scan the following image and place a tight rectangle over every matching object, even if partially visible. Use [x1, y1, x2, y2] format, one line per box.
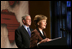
[38, 37, 67, 48]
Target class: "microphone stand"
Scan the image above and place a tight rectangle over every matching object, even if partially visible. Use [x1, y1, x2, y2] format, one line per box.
[60, 28, 68, 38]
[60, 28, 71, 47]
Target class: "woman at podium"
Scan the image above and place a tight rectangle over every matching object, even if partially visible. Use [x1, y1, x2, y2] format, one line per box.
[30, 15, 51, 48]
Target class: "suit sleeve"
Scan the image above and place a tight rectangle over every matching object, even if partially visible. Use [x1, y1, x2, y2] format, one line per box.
[30, 32, 38, 48]
[15, 29, 27, 48]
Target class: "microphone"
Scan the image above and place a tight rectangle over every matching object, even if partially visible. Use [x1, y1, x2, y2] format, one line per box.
[60, 28, 66, 31]
[60, 28, 69, 33]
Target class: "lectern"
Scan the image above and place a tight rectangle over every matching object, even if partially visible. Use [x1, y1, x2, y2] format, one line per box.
[38, 37, 67, 48]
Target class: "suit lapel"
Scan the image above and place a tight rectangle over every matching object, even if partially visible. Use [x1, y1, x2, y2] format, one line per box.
[43, 31, 46, 37]
[30, 28, 33, 32]
[36, 28, 46, 39]
[21, 25, 30, 39]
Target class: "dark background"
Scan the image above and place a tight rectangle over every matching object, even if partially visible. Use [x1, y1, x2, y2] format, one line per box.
[29, 1, 71, 46]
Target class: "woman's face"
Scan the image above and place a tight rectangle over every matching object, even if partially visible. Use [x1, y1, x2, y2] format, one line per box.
[38, 19, 47, 29]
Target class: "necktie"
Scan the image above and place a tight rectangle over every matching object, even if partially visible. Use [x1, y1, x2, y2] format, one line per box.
[27, 27, 31, 37]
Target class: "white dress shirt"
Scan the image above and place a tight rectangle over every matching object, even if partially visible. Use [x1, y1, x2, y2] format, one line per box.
[39, 30, 44, 36]
[23, 24, 31, 33]
[37, 30, 44, 46]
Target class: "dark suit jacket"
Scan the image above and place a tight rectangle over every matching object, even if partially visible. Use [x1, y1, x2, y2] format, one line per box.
[15, 25, 33, 48]
[30, 28, 47, 48]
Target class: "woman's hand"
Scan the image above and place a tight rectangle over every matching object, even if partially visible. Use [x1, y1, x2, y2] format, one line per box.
[39, 38, 52, 44]
[46, 38, 52, 42]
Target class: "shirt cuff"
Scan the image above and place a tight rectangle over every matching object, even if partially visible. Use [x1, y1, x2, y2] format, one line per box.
[37, 42, 40, 46]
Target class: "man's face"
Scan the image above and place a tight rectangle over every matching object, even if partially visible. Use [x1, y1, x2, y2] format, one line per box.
[23, 16, 31, 26]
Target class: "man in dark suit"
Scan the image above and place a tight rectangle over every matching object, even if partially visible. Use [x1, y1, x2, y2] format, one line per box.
[15, 14, 33, 48]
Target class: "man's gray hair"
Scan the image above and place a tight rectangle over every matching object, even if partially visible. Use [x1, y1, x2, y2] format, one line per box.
[22, 14, 30, 23]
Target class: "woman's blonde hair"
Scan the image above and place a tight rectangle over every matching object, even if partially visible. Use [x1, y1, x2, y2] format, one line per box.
[34, 14, 47, 26]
